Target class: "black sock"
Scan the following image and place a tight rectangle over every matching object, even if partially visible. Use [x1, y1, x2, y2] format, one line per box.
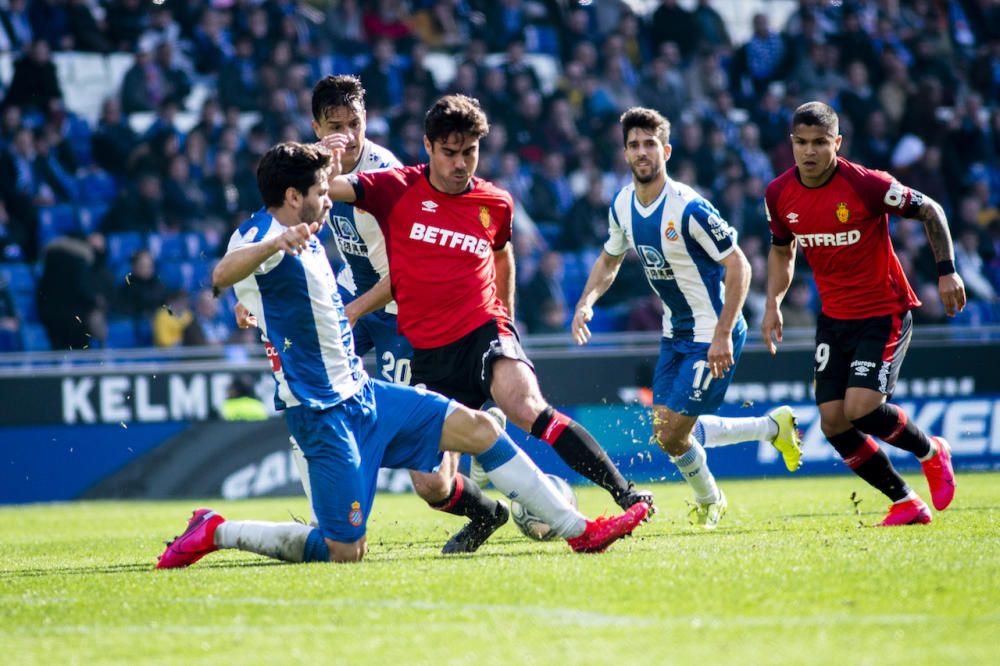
[852, 404, 933, 458]
[530, 406, 630, 500]
[828, 428, 911, 501]
[428, 474, 497, 522]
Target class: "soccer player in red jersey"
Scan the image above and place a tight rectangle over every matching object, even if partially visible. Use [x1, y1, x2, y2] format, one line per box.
[323, 94, 653, 552]
[763, 102, 965, 526]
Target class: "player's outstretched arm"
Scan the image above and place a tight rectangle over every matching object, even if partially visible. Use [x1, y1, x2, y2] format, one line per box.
[762, 242, 796, 355]
[572, 250, 625, 345]
[344, 275, 393, 327]
[708, 247, 751, 378]
[911, 194, 967, 316]
[212, 222, 320, 294]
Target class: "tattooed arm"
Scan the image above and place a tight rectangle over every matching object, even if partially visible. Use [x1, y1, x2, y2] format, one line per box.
[911, 193, 967, 317]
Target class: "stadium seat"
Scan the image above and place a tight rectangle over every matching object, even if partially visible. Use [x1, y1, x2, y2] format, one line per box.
[105, 319, 139, 349]
[76, 171, 118, 204]
[20, 322, 51, 351]
[12, 290, 39, 323]
[0, 263, 36, 295]
[37, 205, 80, 248]
[107, 232, 144, 267]
[587, 305, 628, 333]
[76, 204, 110, 234]
[148, 233, 188, 262]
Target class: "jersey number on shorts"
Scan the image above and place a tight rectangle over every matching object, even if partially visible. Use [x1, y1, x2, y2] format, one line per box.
[815, 343, 830, 372]
[692, 360, 714, 390]
[380, 352, 412, 385]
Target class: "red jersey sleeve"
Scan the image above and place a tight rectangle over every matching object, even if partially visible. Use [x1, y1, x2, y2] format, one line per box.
[492, 192, 514, 251]
[349, 167, 413, 225]
[765, 178, 793, 245]
[841, 160, 923, 219]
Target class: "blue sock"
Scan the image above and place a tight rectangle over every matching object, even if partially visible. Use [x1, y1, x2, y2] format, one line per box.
[475, 431, 518, 472]
[302, 528, 330, 562]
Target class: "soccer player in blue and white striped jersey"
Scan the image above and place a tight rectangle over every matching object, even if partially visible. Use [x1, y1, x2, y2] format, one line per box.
[156, 142, 649, 568]
[572, 108, 801, 529]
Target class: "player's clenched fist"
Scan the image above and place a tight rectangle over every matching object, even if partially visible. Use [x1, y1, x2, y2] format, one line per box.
[317, 133, 348, 177]
[571, 305, 593, 346]
[234, 302, 257, 329]
[274, 221, 319, 256]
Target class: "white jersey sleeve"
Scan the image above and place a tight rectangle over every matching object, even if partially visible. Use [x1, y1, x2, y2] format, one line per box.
[603, 188, 632, 256]
[227, 216, 284, 274]
[685, 198, 737, 262]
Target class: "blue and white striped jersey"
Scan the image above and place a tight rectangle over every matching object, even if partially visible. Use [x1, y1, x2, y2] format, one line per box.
[229, 209, 367, 411]
[327, 140, 402, 315]
[604, 177, 741, 343]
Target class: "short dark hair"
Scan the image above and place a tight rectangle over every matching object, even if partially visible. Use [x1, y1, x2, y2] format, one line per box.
[620, 107, 671, 147]
[792, 101, 839, 136]
[256, 142, 332, 209]
[311, 75, 366, 122]
[424, 94, 490, 145]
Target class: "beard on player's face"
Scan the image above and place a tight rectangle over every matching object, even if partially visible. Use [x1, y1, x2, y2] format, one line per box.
[630, 159, 662, 184]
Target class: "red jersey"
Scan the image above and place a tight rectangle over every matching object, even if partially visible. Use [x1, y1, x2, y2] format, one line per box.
[350, 165, 513, 348]
[766, 156, 922, 319]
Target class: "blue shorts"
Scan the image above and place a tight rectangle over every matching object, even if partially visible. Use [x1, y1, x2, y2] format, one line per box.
[284, 378, 451, 543]
[353, 311, 414, 385]
[652, 321, 747, 416]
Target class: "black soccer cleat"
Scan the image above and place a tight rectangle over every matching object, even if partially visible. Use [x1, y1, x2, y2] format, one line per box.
[616, 481, 656, 516]
[441, 500, 510, 554]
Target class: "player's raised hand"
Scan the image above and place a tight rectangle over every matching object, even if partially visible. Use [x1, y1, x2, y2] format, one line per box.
[571, 305, 593, 345]
[234, 302, 257, 329]
[939, 273, 967, 317]
[275, 221, 320, 256]
[707, 333, 734, 379]
[762, 307, 783, 355]
[317, 133, 349, 177]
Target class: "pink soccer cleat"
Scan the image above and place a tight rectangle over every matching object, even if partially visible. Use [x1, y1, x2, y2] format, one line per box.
[567, 501, 650, 553]
[156, 508, 225, 569]
[878, 497, 932, 527]
[921, 437, 956, 511]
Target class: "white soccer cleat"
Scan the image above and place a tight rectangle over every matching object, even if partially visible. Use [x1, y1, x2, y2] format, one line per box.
[688, 490, 727, 530]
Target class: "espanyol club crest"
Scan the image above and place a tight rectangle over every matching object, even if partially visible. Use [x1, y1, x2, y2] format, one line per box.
[664, 220, 679, 241]
[836, 202, 851, 223]
[348, 501, 363, 526]
[479, 205, 491, 228]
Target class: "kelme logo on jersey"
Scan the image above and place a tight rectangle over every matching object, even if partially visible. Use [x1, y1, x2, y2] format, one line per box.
[332, 215, 369, 257]
[836, 202, 850, 223]
[480, 205, 491, 228]
[664, 221, 679, 241]
[637, 245, 675, 280]
[348, 501, 363, 526]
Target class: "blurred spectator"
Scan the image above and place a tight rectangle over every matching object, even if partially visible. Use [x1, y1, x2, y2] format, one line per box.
[106, 0, 148, 53]
[693, 0, 730, 50]
[103, 172, 164, 233]
[162, 154, 205, 230]
[519, 251, 567, 334]
[204, 151, 255, 222]
[183, 288, 230, 346]
[731, 14, 790, 102]
[0, 0, 34, 52]
[220, 374, 267, 421]
[0, 274, 19, 350]
[36, 233, 103, 349]
[560, 178, 609, 251]
[955, 228, 998, 301]
[218, 34, 260, 111]
[359, 38, 405, 114]
[0, 198, 28, 261]
[528, 153, 573, 223]
[66, 0, 110, 53]
[781, 284, 818, 329]
[0, 127, 73, 208]
[153, 290, 193, 348]
[626, 294, 664, 332]
[3, 40, 62, 113]
[114, 249, 165, 322]
[650, 0, 699, 60]
[91, 98, 137, 177]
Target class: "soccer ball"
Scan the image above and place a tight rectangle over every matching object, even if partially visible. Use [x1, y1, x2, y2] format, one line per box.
[510, 474, 578, 541]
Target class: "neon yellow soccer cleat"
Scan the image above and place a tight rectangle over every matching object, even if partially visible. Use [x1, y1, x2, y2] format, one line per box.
[688, 490, 727, 530]
[768, 405, 803, 472]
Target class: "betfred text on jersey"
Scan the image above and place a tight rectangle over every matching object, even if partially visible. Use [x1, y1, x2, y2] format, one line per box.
[409, 222, 492, 257]
[794, 229, 861, 248]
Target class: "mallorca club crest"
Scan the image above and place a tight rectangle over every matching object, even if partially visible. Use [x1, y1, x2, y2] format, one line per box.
[836, 202, 851, 223]
[664, 220, 679, 241]
[479, 205, 491, 228]
[348, 501, 363, 526]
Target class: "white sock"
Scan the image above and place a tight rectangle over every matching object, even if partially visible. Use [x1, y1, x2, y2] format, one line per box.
[671, 440, 720, 504]
[917, 439, 938, 462]
[695, 415, 777, 448]
[214, 520, 314, 562]
[479, 442, 587, 539]
[289, 437, 318, 524]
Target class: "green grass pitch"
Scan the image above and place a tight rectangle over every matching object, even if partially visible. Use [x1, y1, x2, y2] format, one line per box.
[2, 473, 998, 665]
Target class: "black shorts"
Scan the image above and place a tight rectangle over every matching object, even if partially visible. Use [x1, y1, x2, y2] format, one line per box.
[814, 311, 913, 404]
[411, 318, 534, 409]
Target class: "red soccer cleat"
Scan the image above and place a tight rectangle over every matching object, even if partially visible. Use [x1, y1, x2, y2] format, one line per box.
[921, 437, 956, 511]
[878, 497, 932, 527]
[155, 508, 225, 569]
[567, 501, 650, 553]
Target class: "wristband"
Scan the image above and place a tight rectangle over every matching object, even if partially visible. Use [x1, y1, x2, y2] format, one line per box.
[936, 260, 956, 277]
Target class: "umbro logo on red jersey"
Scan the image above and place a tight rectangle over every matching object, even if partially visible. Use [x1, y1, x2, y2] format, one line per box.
[787, 212, 799, 224]
[421, 200, 438, 213]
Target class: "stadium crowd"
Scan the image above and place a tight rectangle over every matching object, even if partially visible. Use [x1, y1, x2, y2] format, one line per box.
[1, 0, 999, 351]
